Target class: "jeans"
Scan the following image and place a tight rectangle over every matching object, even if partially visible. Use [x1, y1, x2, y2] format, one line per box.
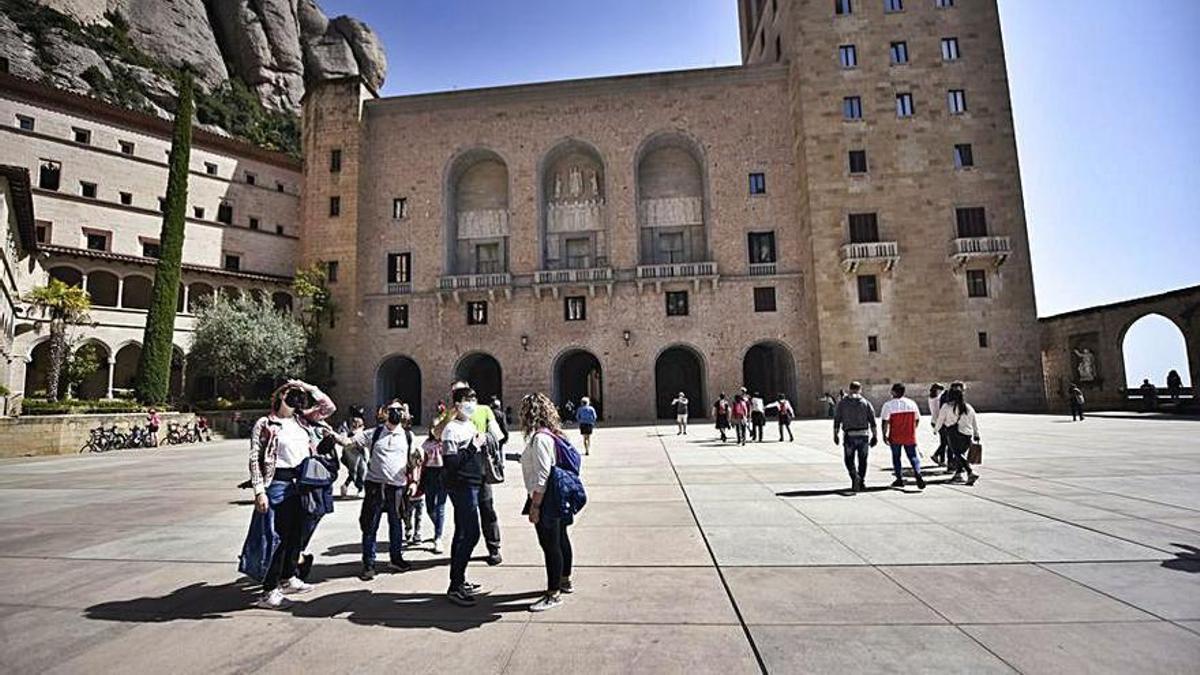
[263, 471, 302, 592]
[778, 419, 793, 441]
[535, 518, 573, 593]
[843, 435, 870, 483]
[932, 428, 950, 464]
[421, 467, 447, 541]
[734, 421, 747, 444]
[949, 432, 976, 476]
[479, 482, 501, 556]
[403, 491, 424, 541]
[360, 481, 405, 567]
[448, 483, 481, 590]
[890, 443, 921, 479]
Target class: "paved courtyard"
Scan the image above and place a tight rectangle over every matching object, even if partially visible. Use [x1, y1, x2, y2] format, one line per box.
[0, 414, 1198, 673]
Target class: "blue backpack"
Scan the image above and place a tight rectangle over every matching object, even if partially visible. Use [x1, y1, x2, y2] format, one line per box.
[538, 430, 586, 521]
[541, 429, 583, 476]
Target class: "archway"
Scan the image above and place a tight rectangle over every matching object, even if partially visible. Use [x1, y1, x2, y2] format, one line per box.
[446, 149, 510, 275]
[454, 352, 503, 407]
[540, 140, 607, 270]
[272, 291, 293, 314]
[654, 345, 705, 419]
[121, 275, 153, 310]
[75, 341, 111, 399]
[554, 349, 603, 419]
[24, 340, 54, 398]
[48, 266, 82, 288]
[169, 347, 185, 400]
[376, 355, 423, 424]
[636, 132, 709, 265]
[1122, 314, 1191, 388]
[112, 343, 142, 396]
[742, 341, 798, 411]
[86, 271, 118, 307]
[187, 282, 214, 313]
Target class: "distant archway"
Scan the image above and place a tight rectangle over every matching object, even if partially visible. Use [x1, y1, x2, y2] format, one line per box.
[376, 355, 423, 424]
[272, 291, 293, 314]
[1122, 313, 1191, 388]
[112, 342, 142, 396]
[121, 275, 153, 310]
[86, 271, 118, 307]
[454, 352, 503, 407]
[654, 345, 705, 419]
[554, 349, 603, 419]
[48, 266, 83, 288]
[24, 340, 54, 398]
[75, 341, 111, 399]
[742, 341, 798, 408]
[187, 283, 214, 313]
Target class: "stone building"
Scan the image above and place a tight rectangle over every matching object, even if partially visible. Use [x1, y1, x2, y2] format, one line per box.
[302, 0, 1044, 422]
[0, 71, 300, 401]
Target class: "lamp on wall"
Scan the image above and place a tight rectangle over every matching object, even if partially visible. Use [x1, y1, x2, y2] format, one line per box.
[622, 329, 631, 346]
[520, 335, 529, 351]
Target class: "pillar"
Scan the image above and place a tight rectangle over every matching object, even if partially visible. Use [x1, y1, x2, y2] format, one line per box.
[105, 357, 115, 399]
[181, 283, 190, 314]
[116, 276, 125, 308]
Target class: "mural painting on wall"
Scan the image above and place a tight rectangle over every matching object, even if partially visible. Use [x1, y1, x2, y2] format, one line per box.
[1069, 332, 1102, 389]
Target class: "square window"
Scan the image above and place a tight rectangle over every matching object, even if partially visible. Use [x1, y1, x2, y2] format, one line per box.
[119, 140, 135, 155]
[325, 260, 339, 282]
[868, 335, 879, 352]
[249, 217, 260, 230]
[657, 232, 685, 264]
[388, 304, 409, 329]
[73, 127, 91, 144]
[666, 291, 689, 316]
[193, 206, 205, 219]
[857, 274, 880, 303]
[85, 232, 109, 252]
[948, 89, 968, 114]
[217, 202, 233, 225]
[936, 0, 954, 7]
[35, 221, 50, 244]
[276, 181, 285, 193]
[956, 207, 988, 238]
[387, 252, 412, 283]
[15, 114, 34, 131]
[749, 172, 767, 195]
[966, 269, 989, 298]
[142, 241, 161, 258]
[223, 254, 241, 272]
[843, 96, 863, 120]
[276, 224, 285, 235]
[467, 301, 488, 325]
[38, 160, 61, 191]
[748, 231, 777, 264]
[565, 296, 586, 321]
[119, 191, 133, 206]
[476, 243, 502, 274]
[954, 143, 974, 168]
[884, 0, 903, 12]
[79, 181, 97, 198]
[835, 0, 853, 15]
[978, 331, 989, 348]
[942, 37, 960, 61]
[849, 150, 868, 174]
[392, 197, 408, 220]
[849, 213, 880, 243]
[244, 171, 256, 186]
[329, 196, 341, 217]
[330, 149, 342, 173]
[896, 92, 915, 118]
[565, 237, 592, 269]
[890, 41, 909, 65]
[838, 44, 857, 69]
[204, 162, 218, 176]
[753, 287, 777, 312]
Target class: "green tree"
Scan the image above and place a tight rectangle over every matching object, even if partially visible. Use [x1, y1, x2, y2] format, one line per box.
[63, 341, 102, 399]
[188, 294, 307, 400]
[137, 71, 193, 405]
[292, 263, 337, 388]
[23, 279, 92, 402]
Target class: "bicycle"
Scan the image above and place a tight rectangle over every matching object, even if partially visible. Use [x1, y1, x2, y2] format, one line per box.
[79, 427, 111, 453]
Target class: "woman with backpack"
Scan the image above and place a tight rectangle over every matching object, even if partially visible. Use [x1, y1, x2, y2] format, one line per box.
[520, 392, 580, 613]
[773, 393, 795, 442]
[731, 394, 750, 446]
[935, 387, 980, 485]
[712, 393, 732, 443]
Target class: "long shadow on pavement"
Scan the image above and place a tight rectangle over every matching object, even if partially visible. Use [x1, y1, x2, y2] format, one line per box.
[1162, 544, 1200, 573]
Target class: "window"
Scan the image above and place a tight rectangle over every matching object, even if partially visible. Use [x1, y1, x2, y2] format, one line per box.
[79, 181, 97, 198]
[249, 217, 260, 230]
[387, 252, 412, 283]
[658, 232, 685, 264]
[388, 304, 409, 329]
[948, 89, 967, 114]
[467, 301, 488, 325]
[884, 0, 903, 12]
[941, 37, 960, 61]
[217, 202, 233, 224]
[244, 171, 257, 186]
[276, 181, 285, 193]
[954, 143, 974, 168]
[38, 160, 61, 191]
[857, 274, 880, 303]
[749, 172, 767, 195]
[868, 335, 879, 352]
[849, 150, 868, 174]
[276, 224, 285, 235]
[666, 291, 689, 316]
[956, 207, 988, 237]
[565, 238, 591, 269]
[223, 254, 241, 272]
[476, 243, 501, 274]
[392, 197, 407, 220]
[849, 213, 880, 243]
[843, 96, 863, 120]
[890, 41, 909, 65]
[936, 0, 954, 7]
[565, 296, 586, 321]
[748, 231, 777, 263]
[204, 162, 218, 176]
[978, 331, 989, 348]
[119, 140, 135, 155]
[329, 196, 341, 217]
[321, 260, 338, 283]
[193, 206, 205, 219]
[72, 127, 91, 144]
[966, 269, 989, 298]
[85, 232, 109, 252]
[775, 35, 782, 62]
[753, 287, 777, 312]
[15, 114, 34, 131]
[330, 149, 342, 173]
[896, 92, 915, 118]
[142, 241, 161, 258]
[35, 221, 50, 244]
[835, 0, 853, 15]
[158, 197, 166, 213]
[119, 191, 133, 206]
[839, 44, 857, 69]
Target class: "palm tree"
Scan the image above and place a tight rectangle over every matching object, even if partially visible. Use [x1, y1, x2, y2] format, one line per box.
[24, 279, 92, 401]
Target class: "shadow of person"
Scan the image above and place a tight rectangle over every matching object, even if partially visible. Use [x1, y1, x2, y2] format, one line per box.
[84, 580, 260, 622]
[297, 588, 543, 632]
[1162, 543, 1200, 573]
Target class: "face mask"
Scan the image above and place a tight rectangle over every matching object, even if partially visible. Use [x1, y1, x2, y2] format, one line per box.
[387, 409, 403, 425]
[460, 402, 477, 418]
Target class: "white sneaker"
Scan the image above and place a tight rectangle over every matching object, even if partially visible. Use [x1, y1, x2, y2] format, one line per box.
[529, 593, 563, 613]
[432, 538, 444, 554]
[255, 588, 292, 609]
[280, 577, 314, 594]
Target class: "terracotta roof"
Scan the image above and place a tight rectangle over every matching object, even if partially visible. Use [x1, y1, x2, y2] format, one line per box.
[39, 244, 293, 285]
[0, 164, 37, 253]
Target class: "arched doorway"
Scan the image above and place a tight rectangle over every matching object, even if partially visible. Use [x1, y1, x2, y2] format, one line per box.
[743, 341, 798, 409]
[75, 341, 111, 399]
[455, 352, 502, 407]
[555, 349, 603, 419]
[376, 355, 423, 424]
[1122, 314, 1191, 388]
[654, 345, 705, 419]
[112, 343, 142, 397]
[24, 340, 54, 398]
[169, 347, 185, 400]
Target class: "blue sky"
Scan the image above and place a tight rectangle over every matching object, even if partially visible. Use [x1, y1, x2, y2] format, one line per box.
[322, 0, 1197, 383]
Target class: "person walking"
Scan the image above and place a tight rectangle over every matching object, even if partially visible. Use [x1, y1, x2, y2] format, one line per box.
[520, 393, 577, 613]
[441, 387, 486, 606]
[936, 388, 980, 485]
[731, 393, 749, 446]
[421, 417, 448, 555]
[575, 396, 597, 455]
[773, 393, 795, 442]
[671, 392, 690, 435]
[339, 414, 369, 498]
[880, 383, 925, 490]
[1068, 385, 1086, 421]
[927, 384, 947, 466]
[833, 381, 878, 492]
[749, 392, 766, 442]
[358, 402, 414, 580]
[712, 393, 732, 443]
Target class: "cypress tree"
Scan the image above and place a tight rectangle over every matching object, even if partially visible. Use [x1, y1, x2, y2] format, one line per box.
[136, 71, 193, 404]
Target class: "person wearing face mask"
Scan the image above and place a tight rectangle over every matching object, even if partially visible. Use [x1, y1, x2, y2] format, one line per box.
[443, 380, 505, 566]
[441, 387, 486, 606]
[357, 401, 414, 580]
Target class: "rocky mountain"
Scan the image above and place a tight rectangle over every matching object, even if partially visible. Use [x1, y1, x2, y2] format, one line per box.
[0, 0, 387, 155]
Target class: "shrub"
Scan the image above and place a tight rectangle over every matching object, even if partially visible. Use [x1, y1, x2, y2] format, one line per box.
[19, 398, 159, 416]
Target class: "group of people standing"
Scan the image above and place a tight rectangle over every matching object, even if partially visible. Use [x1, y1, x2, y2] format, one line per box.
[711, 389, 795, 444]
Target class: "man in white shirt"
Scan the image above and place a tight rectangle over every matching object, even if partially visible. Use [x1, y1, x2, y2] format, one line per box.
[749, 392, 766, 442]
[359, 402, 412, 580]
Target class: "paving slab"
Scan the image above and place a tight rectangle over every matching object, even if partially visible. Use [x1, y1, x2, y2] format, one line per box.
[690, 498, 813, 527]
[724, 566, 945, 625]
[946, 520, 1168, 562]
[1045, 561, 1200, 620]
[963, 622, 1200, 675]
[704, 525, 866, 566]
[823, 523, 1021, 564]
[752, 624, 1016, 674]
[505, 623, 761, 674]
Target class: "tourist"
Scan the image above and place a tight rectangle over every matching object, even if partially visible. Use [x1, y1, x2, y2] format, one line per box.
[1139, 378, 1157, 412]
[731, 393, 749, 445]
[441, 387, 485, 606]
[459, 383, 505, 566]
[880, 383, 925, 489]
[564, 400, 576, 426]
[400, 406, 425, 548]
[773, 393, 795, 442]
[672, 392, 690, 435]
[936, 388, 980, 485]
[146, 407, 161, 447]
[245, 379, 336, 609]
[749, 392, 766, 442]
[833, 381, 877, 492]
[492, 398, 510, 453]
[196, 414, 211, 442]
[520, 392, 578, 613]
[927, 383, 947, 466]
[422, 411, 448, 555]
[575, 396, 597, 455]
[1166, 370, 1183, 403]
[358, 401, 413, 580]
[822, 392, 836, 418]
[1068, 384, 1086, 421]
[712, 393, 731, 442]
[339, 415, 368, 498]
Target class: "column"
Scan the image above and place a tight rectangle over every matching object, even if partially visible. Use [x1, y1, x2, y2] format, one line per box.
[105, 358, 115, 399]
[181, 283, 190, 314]
[116, 277, 125, 308]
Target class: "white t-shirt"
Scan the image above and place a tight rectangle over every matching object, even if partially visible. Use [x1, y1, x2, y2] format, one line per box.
[521, 432, 557, 495]
[751, 397, 765, 413]
[274, 417, 310, 469]
[366, 425, 410, 486]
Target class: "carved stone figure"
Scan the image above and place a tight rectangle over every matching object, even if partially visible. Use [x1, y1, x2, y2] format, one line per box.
[569, 166, 583, 198]
[588, 169, 600, 198]
[1072, 348, 1097, 382]
[554, 174, 563, 200]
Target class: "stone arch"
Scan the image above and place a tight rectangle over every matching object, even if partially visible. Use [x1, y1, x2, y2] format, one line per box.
[654, 343, 707, 419]
[539, 139, 608, 270]
[86, 270, 119, 307]
[121, 274, 153, 310]
[187, 282, 214, 313]
[112, 341, 142, 396]
[375, 354, 423, 424]
[741, 340, 798, 408]
[453, 351, 503, 408]
[272, 291, 293, 313]
[635, 130, 710, 265]
[219, 285, 241, 299]
[169, 345, 186, 400]
[23, 339, 54, 398]
[48, 265, 83, 288]
[445, 148, 511, 275]
[552, 347, 604, 419]
[1121, 313, 1191, 388]
[74, 339, 112, 399]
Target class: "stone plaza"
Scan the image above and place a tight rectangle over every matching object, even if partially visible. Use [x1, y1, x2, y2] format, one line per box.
[0, 413, 1197, 673]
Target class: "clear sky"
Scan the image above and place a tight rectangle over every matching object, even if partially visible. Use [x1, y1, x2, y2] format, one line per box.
[322, 0, 1198, 382]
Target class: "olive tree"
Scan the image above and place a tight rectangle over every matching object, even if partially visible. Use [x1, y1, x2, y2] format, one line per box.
[187, 293, 306, 400]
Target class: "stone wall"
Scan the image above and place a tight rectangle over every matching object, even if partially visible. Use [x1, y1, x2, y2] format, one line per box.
[0, 411, 196, 457]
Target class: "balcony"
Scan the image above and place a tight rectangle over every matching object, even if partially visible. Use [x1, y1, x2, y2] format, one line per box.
[749, 262, 777, 277]
[951, 236, 1011, 268]
[840, 241, 900, 273]
[436, 272, 513, 302]
[386, 281, 412, 295]
[635, 261, 719, 292]
[534, 267, 615, 298]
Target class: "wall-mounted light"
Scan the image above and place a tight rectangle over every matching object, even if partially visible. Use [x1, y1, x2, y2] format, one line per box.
[520, 334, 529, 351]
[622, 329, 631, 346]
